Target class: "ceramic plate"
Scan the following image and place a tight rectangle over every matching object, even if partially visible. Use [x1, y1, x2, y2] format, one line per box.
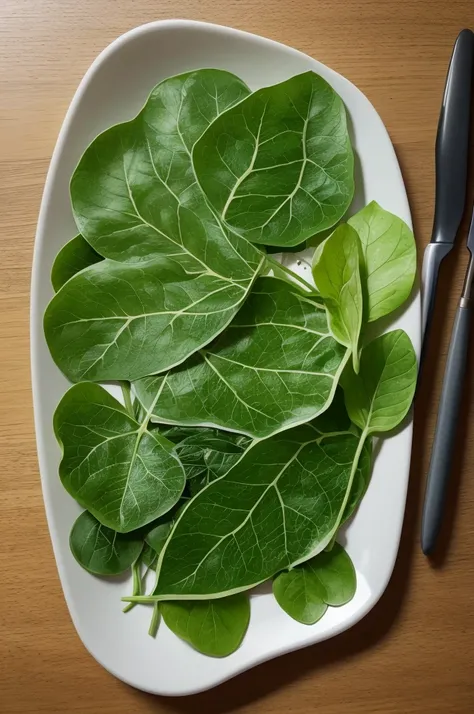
[31, 19, 420, 696]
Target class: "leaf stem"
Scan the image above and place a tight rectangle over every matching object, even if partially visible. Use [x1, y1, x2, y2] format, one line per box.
[148, 603, 160, 638]
[121, 381, 134, 418]
[264, 255, 315, 293]
[122, 557, 142, 613]
[327, 428, 368, 550]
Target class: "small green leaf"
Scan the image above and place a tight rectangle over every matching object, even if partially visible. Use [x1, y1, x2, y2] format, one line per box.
[69, 510, 143, 575]
[273, 543, 356, 624]
[312, 224, 363, 371]
[51, 234, 102, 291]
[161, 594, 250, 657]
[194, 71, 354, 247]
[145, 522, 173, 557]
[173, 429, 250, 495]
[54, 382, 185, 533]
[348, 201, 416, 322]
[342, 329, 417, 435]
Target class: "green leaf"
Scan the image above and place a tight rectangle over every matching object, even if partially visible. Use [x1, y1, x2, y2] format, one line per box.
[312, 224, 363, 372]
[145, 521, 173, 557]
[160, 593, 250, 657]
[54, 382, 185, 533]
[342, 330, 417, 435]
[69, 510, 143, 575]
[45, 70, 263, 382]
[193, 71, 354, 247]
[134, 277, 349, 438]
[51, 234, 102, 291]
[140, 543, 159, 570]
[348, 201, 416, 322]
[273, 543, 356, 624]
[173, 429, 250, 496]
[149, 406, 365, 600]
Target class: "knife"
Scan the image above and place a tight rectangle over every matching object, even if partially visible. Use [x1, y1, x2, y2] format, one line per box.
[421, 29, 474, 358]
[421, 207, 474, 554]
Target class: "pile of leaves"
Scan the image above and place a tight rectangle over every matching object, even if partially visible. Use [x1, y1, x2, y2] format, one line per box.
[44, 69, 417, 657]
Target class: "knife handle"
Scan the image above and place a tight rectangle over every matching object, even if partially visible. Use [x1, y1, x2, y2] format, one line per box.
[432, 29, 474, 244]
[421, 301, 472, 554]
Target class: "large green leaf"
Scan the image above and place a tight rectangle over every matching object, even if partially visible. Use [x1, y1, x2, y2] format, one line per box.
[69, 510, 143, 575]
[342, 329, 417, 435]
[161, 593, 250, 657]
[126, 405, 364, 600]
[54, 383, 185, 533]
[312, 224, 363, 372]
[51, 234, 102, 291]
[273, 543, 356, 624]
[348, 201, 416, 322]
[193, 71, 354, 247]
[45, 70, 263, 382]
[134, 277, 349, 438]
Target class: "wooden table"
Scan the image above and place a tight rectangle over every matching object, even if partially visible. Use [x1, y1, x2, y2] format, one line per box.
[1, 1, 474, 712]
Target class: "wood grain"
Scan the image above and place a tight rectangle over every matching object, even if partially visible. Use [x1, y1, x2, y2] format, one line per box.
[1, 1, 474, 712]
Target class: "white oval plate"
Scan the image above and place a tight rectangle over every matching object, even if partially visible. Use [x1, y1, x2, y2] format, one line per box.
[31, 20, 420, 697]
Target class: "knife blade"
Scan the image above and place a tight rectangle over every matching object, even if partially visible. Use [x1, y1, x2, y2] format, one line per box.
[421, 29, 474, 357]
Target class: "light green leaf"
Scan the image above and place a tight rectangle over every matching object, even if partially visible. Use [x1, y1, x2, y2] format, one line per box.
[194, 71, 354, 247]
[273, 543, 356, 624]
[134, 277, 349, 439]
[342, 329, 417, 435]
[54, 382, 185, 533]
[161, 593, 250, 657]
[145, 405, 364, 600]
[45, 70, 263, 382]
[348, 201, 416, 322]
[312, 224, 363, 371]
[69, 510, 143, 575]
[51, 234, 102, 291]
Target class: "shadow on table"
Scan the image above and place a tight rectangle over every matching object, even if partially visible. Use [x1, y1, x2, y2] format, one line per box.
[139, 208, 472, 712]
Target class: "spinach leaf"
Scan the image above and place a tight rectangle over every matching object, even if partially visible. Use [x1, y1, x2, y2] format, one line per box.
[161, 593, 250, 657]
[69, 510, 143, 575]
[173, 430, 250, 495]
[145, 522, 173, 559]
[194, 71, 354, 247]
[54, 382, 185, 532]
[141, 543, 159, 570]
[342, 329, 417, 434]
[51, 234, 102, 291]
[348, 201, 416, 322]
[134, 277, 349, 438]
[312, 224, 363, 372]
[134, 412, 365, 600]
[273, 543, 356, 624]
[45, 70, 264, 382]
[324, 329, 417, 542]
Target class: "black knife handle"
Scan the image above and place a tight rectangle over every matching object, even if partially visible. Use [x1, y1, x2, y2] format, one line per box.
[421, 301, 472, 554]
[432, 29, 474, 244]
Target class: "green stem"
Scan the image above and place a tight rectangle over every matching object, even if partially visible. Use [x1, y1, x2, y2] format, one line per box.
[148, 603, 160, 638]
[122, 557, 142, 614]
[264, 255, 315, 293]
[121, 381, 134, 418]
[326, 429, 368, 551]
